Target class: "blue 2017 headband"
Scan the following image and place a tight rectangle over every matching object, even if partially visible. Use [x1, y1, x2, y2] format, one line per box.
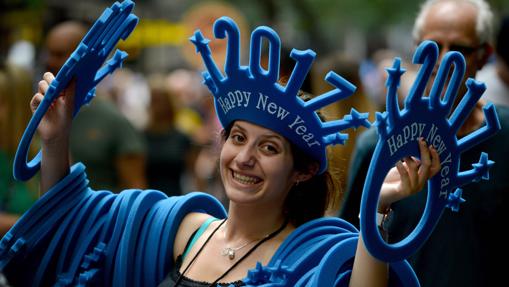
[190, 17, 371, 174]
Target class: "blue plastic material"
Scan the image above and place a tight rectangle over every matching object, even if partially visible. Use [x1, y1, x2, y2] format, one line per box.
[359, 40, 501, 262]
[1, 161, 229, 286]
[59, 194, 114, 285]
[13, 0, 139, 181]
[142, 197, 178, 286]
[241, 217, 419, 286]
[56, 191, 111, 274]
[78, 191, 126, 270]
[133, 197, 163, 286]
[103, 189, 142, 285]
[190, 16, 371, 174]
[0, 163, 88, 270]
[113, 190, 167, 287]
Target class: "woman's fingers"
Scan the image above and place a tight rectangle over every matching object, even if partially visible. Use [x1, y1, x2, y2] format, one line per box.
[429, 145, 440, 176]
[37, 72, 55, 95]
[30, 93, 44, 113]
[418, 138, 432, 182]
[398, 138, 436, 193]
[414, 139, 441, 189]
[395, 161, 410, 191]
[43, 72, 55, 84]
[402, 157, 418, 188]
[382, 139, 443, 207]
[38, 80, 48, 95]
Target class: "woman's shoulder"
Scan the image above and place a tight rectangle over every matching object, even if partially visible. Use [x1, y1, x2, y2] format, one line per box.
[173, 212, 217, 261]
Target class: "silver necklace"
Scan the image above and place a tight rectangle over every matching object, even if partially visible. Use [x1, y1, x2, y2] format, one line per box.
[221, 239, 261, 260]
[175, 218, 288, 287]
[221, 222, 266, 260]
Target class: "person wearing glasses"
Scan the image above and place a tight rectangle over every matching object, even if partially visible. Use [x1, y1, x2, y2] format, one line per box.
[340, 0, 509, 286]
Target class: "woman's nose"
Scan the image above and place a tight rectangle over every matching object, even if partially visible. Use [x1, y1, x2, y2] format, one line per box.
[236, 145, 256, 168]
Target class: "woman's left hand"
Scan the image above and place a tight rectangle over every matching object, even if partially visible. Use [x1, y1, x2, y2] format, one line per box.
[379, 137, 440, 212]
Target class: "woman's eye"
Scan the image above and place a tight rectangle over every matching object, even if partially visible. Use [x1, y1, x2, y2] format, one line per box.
[261, 144, 278, 154]
[230, 134, 245, 143]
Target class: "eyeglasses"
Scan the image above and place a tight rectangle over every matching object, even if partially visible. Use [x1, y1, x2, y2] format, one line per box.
[435, 42, 482, 56]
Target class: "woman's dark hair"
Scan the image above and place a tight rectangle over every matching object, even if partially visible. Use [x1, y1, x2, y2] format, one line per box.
[284, 144, 337, 227]
[285, 90, 339, 226]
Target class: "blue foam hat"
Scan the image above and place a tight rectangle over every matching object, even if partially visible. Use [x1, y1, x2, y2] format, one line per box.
[359, 40, 501, 262]
[190, 17, 371, 174]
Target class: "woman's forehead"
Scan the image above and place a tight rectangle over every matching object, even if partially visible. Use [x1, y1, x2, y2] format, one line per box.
[233, 120, 286, 139]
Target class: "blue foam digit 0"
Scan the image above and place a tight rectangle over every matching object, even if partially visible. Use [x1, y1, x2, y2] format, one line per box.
[13, 0, 138, 181]
[360, 40, 501, 262]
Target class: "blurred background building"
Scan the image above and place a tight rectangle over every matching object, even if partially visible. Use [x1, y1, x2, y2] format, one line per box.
[2, 0, 506, 74]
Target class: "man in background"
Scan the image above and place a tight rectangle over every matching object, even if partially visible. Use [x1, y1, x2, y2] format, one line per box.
[341, 0, 509, 286]
[44, 21, 147, 192]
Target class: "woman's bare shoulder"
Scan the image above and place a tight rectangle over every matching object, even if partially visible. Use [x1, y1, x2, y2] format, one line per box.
[173, 212, 216, 261]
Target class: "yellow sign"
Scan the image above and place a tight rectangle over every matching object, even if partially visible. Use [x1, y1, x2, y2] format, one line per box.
[117, 19, 189, 50]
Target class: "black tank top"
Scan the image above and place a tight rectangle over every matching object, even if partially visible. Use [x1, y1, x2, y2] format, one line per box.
[157, 224, 245, 287]
[157, 255, 245, 287]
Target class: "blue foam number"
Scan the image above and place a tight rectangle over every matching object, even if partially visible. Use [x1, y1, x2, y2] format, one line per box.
[190, 16, 371, 175]
[360, 40, 500, 262]
[13, 0, 138, 181]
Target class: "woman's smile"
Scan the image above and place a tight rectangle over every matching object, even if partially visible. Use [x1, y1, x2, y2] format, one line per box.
[231, 169, 262, 185]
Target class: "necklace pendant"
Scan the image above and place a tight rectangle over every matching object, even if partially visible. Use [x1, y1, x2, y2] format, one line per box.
[222, 247, 236, 260]
[227, 249, 235, 260]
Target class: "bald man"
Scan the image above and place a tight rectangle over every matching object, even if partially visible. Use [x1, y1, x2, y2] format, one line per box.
[45, 21, 88, 75]
[414, 0, 494, 136]
[43, 21, 148, 192]
[341, 1, 509, 286]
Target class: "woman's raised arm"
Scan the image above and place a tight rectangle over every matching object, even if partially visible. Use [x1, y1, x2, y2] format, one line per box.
[30, 72, 75, 193]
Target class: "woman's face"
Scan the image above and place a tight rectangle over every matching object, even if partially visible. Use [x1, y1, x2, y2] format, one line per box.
[220, 121, 300, 207]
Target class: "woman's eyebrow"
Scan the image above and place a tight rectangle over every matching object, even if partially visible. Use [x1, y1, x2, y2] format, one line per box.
[231, 124, 246, 132]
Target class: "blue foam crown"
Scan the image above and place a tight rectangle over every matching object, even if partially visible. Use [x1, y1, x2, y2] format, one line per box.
[190, 17, 371, 173]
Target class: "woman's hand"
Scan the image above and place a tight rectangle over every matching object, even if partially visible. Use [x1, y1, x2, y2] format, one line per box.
[30, 72, 75, 145]
[379, 137, 440, 211]
[31, 72, 76, 193]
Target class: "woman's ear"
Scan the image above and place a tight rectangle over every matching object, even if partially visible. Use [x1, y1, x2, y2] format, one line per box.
[295, 162, 320, 183]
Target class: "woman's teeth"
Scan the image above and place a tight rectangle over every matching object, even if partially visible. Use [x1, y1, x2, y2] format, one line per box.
[233, 172, 260, 184]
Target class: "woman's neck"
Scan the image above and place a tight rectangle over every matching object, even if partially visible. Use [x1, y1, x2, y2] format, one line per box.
[224, 204, 288, 242]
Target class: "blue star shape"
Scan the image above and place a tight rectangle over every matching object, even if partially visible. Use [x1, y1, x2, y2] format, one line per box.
[446, 189, 466, 212]
[246, 262, 271, 284]
[190, 31, 211, 54]
[471, 152, 494, 181]
[267, 260, 289, 284]
[344, 108, 371, 129]
[385, 58, 406, 88]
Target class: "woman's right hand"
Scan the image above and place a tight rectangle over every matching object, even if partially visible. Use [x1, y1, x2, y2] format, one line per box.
[30, 72, 75, 144]
[31, 72, 76, 193]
